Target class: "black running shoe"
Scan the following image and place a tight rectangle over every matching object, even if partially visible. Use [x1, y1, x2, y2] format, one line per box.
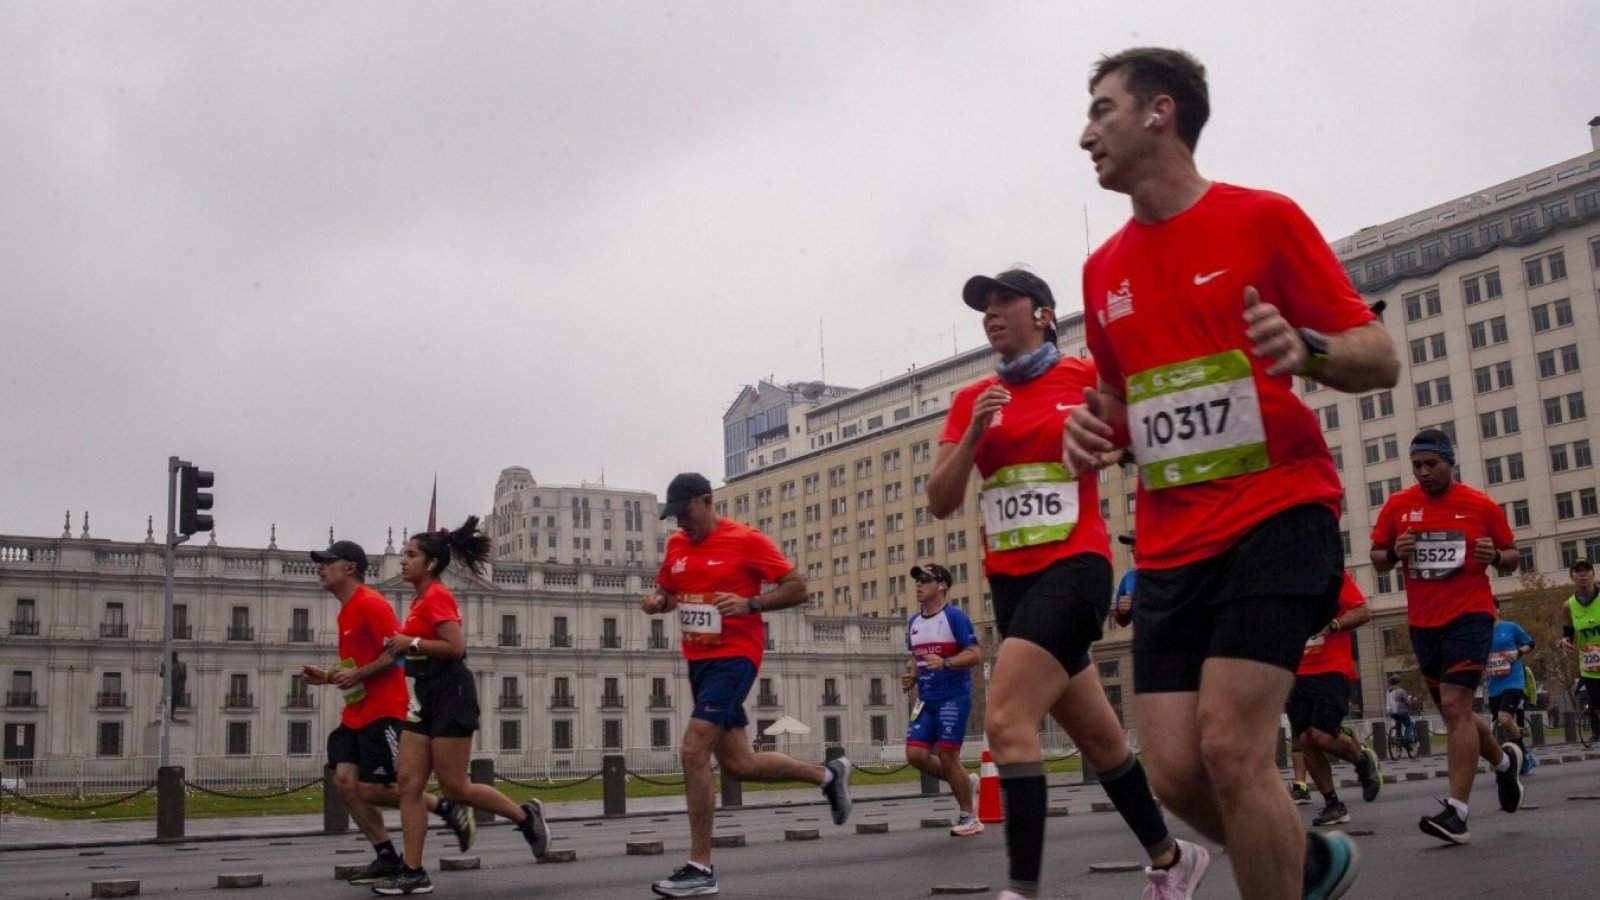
[1418, 801, 1470, 845]
[1290, 782, 1312, 805]
[1313, 799, 1350, 827]
[1495, 742, 1523, 813]
[437, 799, 475, 853]
[346, 856, 404, 885]
[651, 863, 718, 897]
[822, 757, 853, 825]
[371, 867, 433, 895]
[1355, 747, 1382, 803]
[518, 798, 552, 858]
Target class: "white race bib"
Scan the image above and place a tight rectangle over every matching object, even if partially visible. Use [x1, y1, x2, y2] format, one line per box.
[1580, 644, 1600, 674]
[1408, 531, 1467, 581]
[1303, 632, 1326, 655]
[1485, 650, 1514, 678]
[980, 463, 1078, 552]
[1127, 350, 1268, 490]
[678, 594, 723, 645]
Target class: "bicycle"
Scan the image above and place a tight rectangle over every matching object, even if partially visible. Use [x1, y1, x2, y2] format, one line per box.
[1386, 716, 1417, 760]
[1572, 680, 1598, 750]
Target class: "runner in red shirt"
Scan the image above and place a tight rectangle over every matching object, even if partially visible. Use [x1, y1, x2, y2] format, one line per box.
[641, 472, 852, 899]
[932, 268, 1203, 899]
[1063, 48, 1398, 900]
[1286, 574, 1380, 829]
[300, 540, 472, 886]
[1371, 429, 1523, 844]
[375, 518, 552, 896]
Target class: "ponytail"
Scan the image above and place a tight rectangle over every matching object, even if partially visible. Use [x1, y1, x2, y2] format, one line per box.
[412, 515, 491, 577]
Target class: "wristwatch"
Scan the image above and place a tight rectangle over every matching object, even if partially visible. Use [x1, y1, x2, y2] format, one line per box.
[747, 598, 763, 614]
[408, 636, 422, 654]
[1297, 327, 1331, 377]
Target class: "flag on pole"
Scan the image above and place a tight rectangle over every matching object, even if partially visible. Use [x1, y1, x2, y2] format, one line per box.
[426, 475, 438, 532]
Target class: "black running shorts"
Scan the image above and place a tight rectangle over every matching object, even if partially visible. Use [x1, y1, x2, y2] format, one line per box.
[1286, 672, 1350, 738]
[406, 668, 480, 739]
[1410, 613, 1493, 701]
[327, 718, 403, 784]
[988, 553, 1111, 677]
[1132, 504, 1342, 694]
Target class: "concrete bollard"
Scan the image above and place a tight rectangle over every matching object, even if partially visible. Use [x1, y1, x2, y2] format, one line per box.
[216, 874, 264, 889]
[90, 881, 140, 898]
[1416, 720, 1433, 757]
[1275, 727, 1289, 769]
[720, 771, 742, 809]
[1372, 721, 1390, 761]
[920, 770, 942, 795]
[322, 764, 350, 834]
[440, 857, 480, 871]
[627, 841, 665, 855]
[156, 766, 185, 842]
[602, 754, 627, 818]
[1564, 711, 1579, 744]
[469, 758, 495, 825]
[1530, 712, 1546, 747]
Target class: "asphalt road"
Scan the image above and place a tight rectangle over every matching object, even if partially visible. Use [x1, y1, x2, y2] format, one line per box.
[3, 752, 1596, 899]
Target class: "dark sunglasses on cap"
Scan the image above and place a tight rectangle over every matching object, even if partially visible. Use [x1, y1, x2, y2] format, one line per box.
[914, 575, 940, 584]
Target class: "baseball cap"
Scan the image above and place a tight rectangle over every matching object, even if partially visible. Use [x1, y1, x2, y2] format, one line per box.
[1388, 674, 1401, 685]
[910, 563, 953, 587]
[1117, 534, 1136, 546]
[1572, 557, 1594, 573]
[310, 540, 368, 576]
[660, 472, 713, 519]
[962, 269, 1058, 343]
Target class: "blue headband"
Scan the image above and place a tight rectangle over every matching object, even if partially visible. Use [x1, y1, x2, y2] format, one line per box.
[1410, 442, 1455, 465]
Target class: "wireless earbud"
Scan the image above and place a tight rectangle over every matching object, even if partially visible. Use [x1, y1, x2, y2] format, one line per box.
[1032, 308, 1044, 322]
[1144, 113, 1160, 129]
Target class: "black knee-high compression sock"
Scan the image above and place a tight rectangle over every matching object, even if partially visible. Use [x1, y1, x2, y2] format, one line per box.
[1097, 752, 1176, 860]
[999, 761, 1047, 896]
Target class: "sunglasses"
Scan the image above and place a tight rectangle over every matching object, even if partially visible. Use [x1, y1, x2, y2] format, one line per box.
[914, 575, 941, 584]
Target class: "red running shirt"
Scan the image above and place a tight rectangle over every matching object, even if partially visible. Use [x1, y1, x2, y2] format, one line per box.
[337, 584, 409, 728]
[401, 581, 462, 641]
[1370, 482, 1515, 628]
[940, 357, 1110, 577]
[1083, 183, 1374, 570]
[1296, 574, 1365, 678]
[657, 517, 793, 665]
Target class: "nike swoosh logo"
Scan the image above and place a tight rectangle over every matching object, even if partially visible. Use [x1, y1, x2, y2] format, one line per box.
[1193, 269, 1228, 285]
[1453, 514, 1469, 519]
[1193, 460, 1221, 474]
[707, 560, 724, 566]
[1056, 402, 1073, 411]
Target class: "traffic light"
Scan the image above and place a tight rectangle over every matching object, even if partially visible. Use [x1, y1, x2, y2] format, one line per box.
[178, 464, 215, 535]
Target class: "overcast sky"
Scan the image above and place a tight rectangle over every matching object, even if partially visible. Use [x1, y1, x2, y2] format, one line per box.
[3, 1, 1594, 552]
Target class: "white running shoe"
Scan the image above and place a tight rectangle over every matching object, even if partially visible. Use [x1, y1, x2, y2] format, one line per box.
[950, 813, 985, 836]
[1143, 839, 1210, 900]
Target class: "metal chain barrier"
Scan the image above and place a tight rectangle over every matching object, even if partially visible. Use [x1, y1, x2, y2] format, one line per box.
[621, 768, 687, 786]
[498, 770, 604, 791]
[1, 781, 157, 811]
[852, 763, 913, 776]
[182, 775, 325, 800]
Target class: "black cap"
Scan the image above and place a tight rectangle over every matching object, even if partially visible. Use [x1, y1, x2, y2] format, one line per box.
[963, 269, 1058, 344]
[1388, 674, 1401, 684]
[660, 472, 713, 519]
[1117, 534, 1136, 546]
[910, 563, 953, 587]
[310, 540, 368, 576]
[1573, 557, 1594, 573]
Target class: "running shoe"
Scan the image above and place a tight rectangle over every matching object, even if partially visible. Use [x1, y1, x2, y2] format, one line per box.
[1521, 750, 1538, 776]
[652, 863, 718, 897]
[346, 856, 404, 885]
[1290, 782, 1312, 805]
[1141, 838, 1209, 900]
[950, 813, 985, 836]
[1313, 799, 1350, 827]
[437, 799, 475, 853]
[1495, 742, 1524, 813]
[370, 867, 433, 896]
[1418, 800, 1470, 844]
[822, 757, 853, 825]
[1304, 830, 1361, 900]
[1354, 747, 1382, 803]
[518, 798, 552, 858]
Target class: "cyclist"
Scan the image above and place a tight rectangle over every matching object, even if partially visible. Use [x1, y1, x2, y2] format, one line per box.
[1385, 676, 1416, 752]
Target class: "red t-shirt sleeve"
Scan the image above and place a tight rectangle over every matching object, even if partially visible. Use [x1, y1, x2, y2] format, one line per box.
[363, 593, 400, 639]
[743, 530, 794, 585]
[1083, 264, 1125, 391]
[656, 553, 678, 595]
[1370, 497, 1397, 547]
[1482, 494, 1516, 547]
[941, 384, 977, 445]
[1264, 195, 1375, 335]
[1338, 575, 1366, 615]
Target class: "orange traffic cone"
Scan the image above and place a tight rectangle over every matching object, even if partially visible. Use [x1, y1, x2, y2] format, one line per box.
[977, 745, 1003, 824]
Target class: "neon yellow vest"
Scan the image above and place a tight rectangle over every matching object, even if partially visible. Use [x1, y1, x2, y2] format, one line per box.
[1570, 593, 1600, 680]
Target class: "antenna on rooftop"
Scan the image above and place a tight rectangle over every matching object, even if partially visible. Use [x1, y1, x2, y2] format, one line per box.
[818, 317, 826, 384]
[1084, 205, 1092, 257]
